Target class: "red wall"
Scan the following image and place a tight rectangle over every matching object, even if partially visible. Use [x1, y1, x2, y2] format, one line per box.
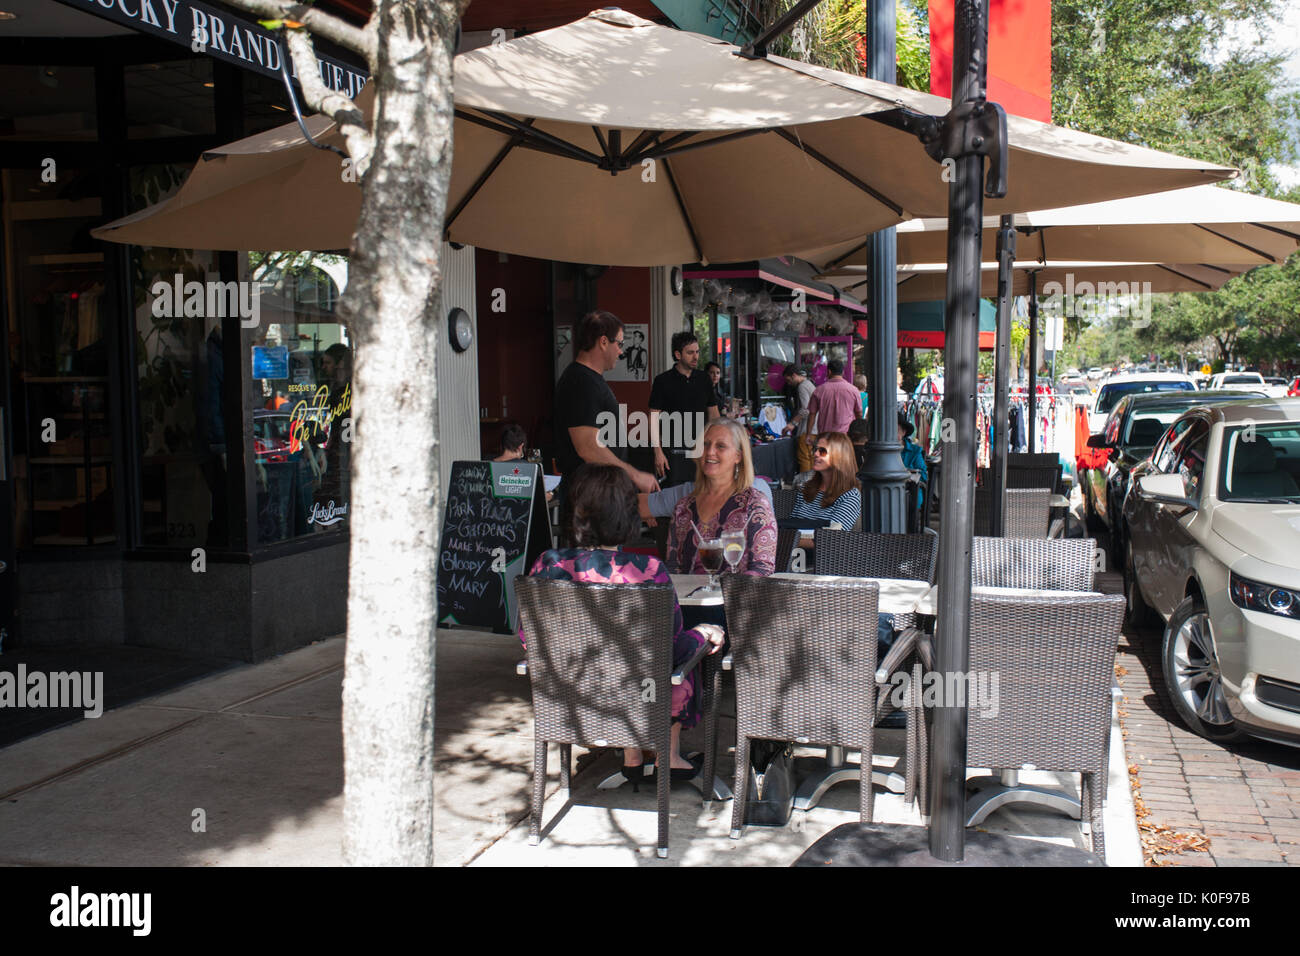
[593, 266, 653, 415]
[475, 250, 552, 457]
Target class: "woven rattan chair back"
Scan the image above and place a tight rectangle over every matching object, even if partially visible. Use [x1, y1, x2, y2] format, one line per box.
[813, 530, 938, 583]
[965, 593, 1125, 854]
[1005, 464, 1062, 493]
[974, 486, 1052, 538]
[517, 577, 674, 750]
[971, 536, 1096, 590]
[722, 574, 880, 833]
[771, 487, 797, 520]
[774, 527, 799, 573]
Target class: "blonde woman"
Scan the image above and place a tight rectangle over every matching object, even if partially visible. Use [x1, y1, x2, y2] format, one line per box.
[667, 419, 777, 576]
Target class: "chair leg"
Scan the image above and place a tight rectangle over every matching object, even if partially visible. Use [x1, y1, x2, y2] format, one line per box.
[859, 732, 875, 824]
[1085, 771, 1106, 859]
[701, 660, 720, 805]
[656, 737, 671, 859]
[559, 743, 572, 799]
[529, 738, 548, 846]
[730, 734, 750, 839]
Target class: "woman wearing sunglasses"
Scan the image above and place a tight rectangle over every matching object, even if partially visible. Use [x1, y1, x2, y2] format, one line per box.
[787, 432, 862, 529]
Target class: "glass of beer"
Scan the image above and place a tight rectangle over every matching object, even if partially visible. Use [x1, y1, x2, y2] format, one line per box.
[698, 538, 725, 591]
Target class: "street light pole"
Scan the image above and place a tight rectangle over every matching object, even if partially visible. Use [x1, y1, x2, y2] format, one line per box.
[860, 0, 910, 532]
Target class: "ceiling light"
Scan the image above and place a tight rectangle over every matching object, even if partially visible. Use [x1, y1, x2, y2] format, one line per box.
[0, 12, 18, 21]
[203, 82, 214, 88]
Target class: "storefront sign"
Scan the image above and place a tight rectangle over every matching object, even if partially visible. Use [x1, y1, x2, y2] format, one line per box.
[56, 0, 369, 97]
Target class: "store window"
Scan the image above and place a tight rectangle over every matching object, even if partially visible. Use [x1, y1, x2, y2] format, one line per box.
[125, 61, 215, 139]
[243, 252, 351, 543]
[0, 65, 97, 142]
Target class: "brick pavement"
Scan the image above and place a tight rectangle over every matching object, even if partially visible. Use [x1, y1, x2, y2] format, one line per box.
[1099, 566, 1300, 866]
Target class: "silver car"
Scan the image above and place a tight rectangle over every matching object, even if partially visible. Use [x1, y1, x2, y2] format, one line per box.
[1123, 399, 1300, 747]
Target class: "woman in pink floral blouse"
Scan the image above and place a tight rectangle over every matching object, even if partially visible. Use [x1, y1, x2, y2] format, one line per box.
[667, 419, 777, 577]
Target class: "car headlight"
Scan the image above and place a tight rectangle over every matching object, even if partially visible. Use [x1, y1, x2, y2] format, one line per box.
[1229, 572, 1300, 619]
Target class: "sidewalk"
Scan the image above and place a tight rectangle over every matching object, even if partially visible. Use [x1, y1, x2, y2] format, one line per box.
[0, 624, 1142, 866]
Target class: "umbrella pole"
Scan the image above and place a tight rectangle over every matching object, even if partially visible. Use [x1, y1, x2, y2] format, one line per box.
[860, 0, 910, 533]
[929, 0, 995, 864]
[1027, 273, 1038, 452]
[990, 216, 1016, 536]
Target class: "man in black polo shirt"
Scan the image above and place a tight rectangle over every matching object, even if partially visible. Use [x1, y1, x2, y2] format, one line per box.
[554, 309, 660, 494]
[649, 331, 720, 486]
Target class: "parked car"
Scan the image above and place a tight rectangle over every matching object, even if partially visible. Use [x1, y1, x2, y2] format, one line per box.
[1082, 389, 1267, 563]
[1086, 371, 1198, 434]
[1208, 370, 1287, 397]
[1289, 376, 1300, 398]
[1122, 398, 1300, 747]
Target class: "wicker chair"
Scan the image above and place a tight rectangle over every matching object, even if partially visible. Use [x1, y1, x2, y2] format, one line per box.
[813, 530, 939, 583]
[974, 486, 1052, 538]
[515, 577, 716, 859]
[962, 593, 1127, 856]
[771, 487, 797, 521]
[774, 527, 800, 573]
[721, 574, 880, 838]
[971, 536, 1096, 591]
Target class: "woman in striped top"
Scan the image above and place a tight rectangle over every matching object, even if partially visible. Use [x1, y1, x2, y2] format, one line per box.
[790, 432, 861, 528]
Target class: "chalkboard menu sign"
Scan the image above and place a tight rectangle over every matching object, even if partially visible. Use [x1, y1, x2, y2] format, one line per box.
[436, 460, 550, 633]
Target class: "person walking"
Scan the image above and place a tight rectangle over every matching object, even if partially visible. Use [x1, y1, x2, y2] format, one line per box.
[554, 310, 660, 498]
[806, 358, 863, 437]
[649, 331, 720, 487]
[781, 366, 816, 472]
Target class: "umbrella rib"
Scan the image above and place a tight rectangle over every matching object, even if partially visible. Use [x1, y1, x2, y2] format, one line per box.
[444, 123, 529, 237]
[465, 108, 606, 167]
[1251, 222, 1300, 243]
[661, 157, 704, 264]
[643, 128, 772, 162]
[770, 128, 905, 216]
[621, 129, 662, 163]
[1194, 223, 1279, 263]
[824, 239, 869, 271]
[1155, 264, 1213, 290]
[591, 126, 612, 164]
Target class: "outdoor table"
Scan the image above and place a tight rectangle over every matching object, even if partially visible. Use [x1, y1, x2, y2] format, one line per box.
[672, 574, 725, 606]
[912, 584, 1106, 824]
[750, 437, 797, 485]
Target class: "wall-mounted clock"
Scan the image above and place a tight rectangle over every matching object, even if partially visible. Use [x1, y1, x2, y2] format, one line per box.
[448, 307, 473, 352]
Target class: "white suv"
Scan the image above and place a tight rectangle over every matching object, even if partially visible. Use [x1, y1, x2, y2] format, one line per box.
[1088, 371, 1198, 434]
[1209, 371, 1288, 398]
[1123, 399, 1300, 747]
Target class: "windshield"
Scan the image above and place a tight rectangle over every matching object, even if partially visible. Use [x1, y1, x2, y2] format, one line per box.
[1218, 424, 1300, 502]
[1122, 410, 1183, 449]
[1096, 380, 1194, 415]
[1223, 374, 1264, 385]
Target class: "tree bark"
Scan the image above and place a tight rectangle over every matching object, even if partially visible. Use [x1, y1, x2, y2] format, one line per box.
[223, 0, 469, 865]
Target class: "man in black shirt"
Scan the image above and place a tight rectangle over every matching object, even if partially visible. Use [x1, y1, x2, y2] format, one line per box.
[554, 310, 660, 494]
[649, 331, 720, 486]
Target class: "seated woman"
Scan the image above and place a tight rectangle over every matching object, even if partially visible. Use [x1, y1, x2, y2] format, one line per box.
[667, 419, 777, 576]
[787, 431, 862, 529]
[520, 464, 724, 782]
[492, 423, 528, 462]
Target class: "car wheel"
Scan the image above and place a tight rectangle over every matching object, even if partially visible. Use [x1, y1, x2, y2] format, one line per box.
[1161, 597, 1243, 743]
[1123, 542, 1155, 630]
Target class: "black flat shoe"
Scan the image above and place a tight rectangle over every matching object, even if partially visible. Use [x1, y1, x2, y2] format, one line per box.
[621, 763, 654, 792]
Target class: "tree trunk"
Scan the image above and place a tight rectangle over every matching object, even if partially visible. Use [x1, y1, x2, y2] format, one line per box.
[338, 0, 464, 866]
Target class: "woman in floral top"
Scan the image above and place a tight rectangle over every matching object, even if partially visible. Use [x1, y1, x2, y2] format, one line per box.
[520, 464, 724, 781]
[667, 419, 777, 576]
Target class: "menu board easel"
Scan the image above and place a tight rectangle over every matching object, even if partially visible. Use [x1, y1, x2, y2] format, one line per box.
[436, 460, 550, 634]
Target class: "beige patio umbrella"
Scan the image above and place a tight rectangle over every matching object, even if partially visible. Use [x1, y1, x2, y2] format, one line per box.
[825, 260, 1253, 302]
[805, 184, 1300, 273]
[94, 9, 1235, 264]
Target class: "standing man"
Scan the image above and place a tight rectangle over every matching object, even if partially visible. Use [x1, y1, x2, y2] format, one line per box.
[554, 310, 660, 496]
[649, 331, 720, 486]
[782, 366, 817, 473]
[807, 358, 863, 438]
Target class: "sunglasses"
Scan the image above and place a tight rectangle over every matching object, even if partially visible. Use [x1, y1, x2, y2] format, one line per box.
[813, 446, 830, 456]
